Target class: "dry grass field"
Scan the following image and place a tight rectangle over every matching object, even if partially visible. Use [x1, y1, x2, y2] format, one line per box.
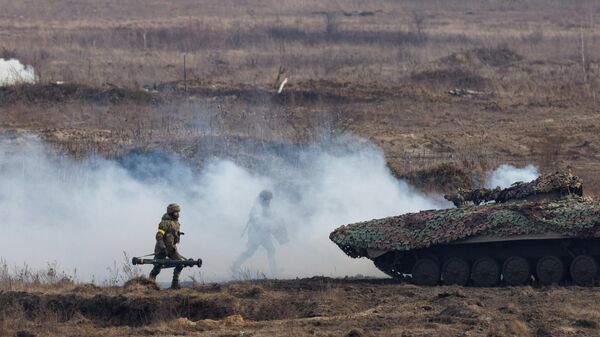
[3, 1, 600, 336]
[2, 0, 600, 185]
[3, 0, 600, 192]
[7, 257, 595, 337]
[3, 275, 600, 337]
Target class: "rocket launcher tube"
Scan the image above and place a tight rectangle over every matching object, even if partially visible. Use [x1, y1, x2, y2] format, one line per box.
[132, 257, 202, 269]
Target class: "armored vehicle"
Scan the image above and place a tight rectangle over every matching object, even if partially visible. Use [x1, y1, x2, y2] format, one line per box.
[330, 171, 600, 286]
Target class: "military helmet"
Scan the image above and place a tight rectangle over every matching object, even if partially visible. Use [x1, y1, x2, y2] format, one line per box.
[167, 203, 181, 214]
[259, 190, 273, 201]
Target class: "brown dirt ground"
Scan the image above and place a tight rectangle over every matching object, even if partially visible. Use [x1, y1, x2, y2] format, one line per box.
[2, 277, 600, 337]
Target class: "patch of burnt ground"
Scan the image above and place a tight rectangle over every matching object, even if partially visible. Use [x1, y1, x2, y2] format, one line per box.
[0, 83, 159, 105]
[155, 80, 382, 104]
[0, 80, 381, 108]
[410, 68, 488, 90]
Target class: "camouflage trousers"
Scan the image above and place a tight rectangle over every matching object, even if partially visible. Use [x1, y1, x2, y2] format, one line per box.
[231, 238, 278, 277]
[149, 253, 184, 283]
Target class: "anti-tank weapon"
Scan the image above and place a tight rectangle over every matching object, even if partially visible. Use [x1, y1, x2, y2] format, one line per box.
[132, 257, 202, 269]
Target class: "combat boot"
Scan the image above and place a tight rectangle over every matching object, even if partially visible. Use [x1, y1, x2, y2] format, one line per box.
[148, 275, 156, 282]
[170, 279, 180, 289]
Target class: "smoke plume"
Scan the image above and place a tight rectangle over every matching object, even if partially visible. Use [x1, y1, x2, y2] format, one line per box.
[0, 134, 449, 283]
[0, 58, 36, 86]
[485, 164, 539, 189]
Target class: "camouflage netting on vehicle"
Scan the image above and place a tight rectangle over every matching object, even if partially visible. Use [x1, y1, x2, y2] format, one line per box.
[330, 197, 600, 258]
[444, 171, 583, 207]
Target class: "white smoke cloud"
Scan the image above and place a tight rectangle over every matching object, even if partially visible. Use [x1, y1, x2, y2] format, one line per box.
[486, 164, 539, 189]
[0, 58, 36, 86]
[0, 134, 449, 283]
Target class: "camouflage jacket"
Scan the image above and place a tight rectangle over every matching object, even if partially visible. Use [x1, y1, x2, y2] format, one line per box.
[154, 213, 184, 259]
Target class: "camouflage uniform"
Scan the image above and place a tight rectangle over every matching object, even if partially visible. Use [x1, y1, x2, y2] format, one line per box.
[149, 203, 185, 288]
[231, 190, 287, 277]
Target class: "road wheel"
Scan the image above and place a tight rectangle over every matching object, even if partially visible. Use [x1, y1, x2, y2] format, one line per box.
[441, 257, 470, 286]
[536, 256, 564, 285]
[570, 255, 597, 286]
[471, 257, 500, 287]
[374, 254, 403, 280]
[411, 258, 440, 286]
[502, 256, 531, 286]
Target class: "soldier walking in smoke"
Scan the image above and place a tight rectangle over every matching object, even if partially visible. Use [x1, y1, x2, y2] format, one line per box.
[231, 190, 288, 278]
[149, 203, 187, 289]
